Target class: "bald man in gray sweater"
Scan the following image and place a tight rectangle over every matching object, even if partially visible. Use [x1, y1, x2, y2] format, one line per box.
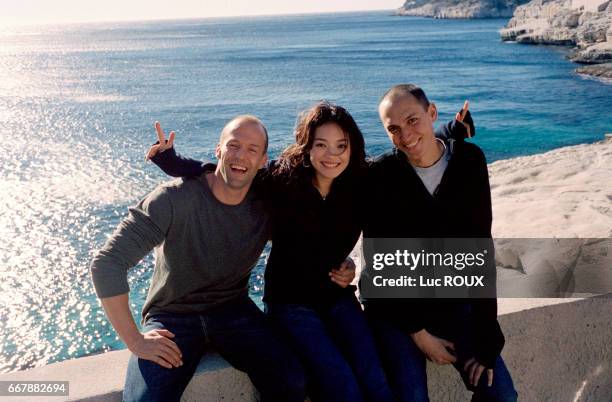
[90, 116, 306, 402]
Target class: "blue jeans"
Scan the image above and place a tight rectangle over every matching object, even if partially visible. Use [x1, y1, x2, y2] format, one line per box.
[123, 296, 306, 402]
[266, 295, 395, 402]
[365, 306, 518, 402]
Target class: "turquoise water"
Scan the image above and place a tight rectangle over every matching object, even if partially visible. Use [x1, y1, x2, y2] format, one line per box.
[0, 11, 610, 372]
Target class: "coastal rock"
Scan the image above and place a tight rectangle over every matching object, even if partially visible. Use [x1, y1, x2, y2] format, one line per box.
[575, 9, 610, 42]
[500, 0, 612, 78]
[499, 0, 583, 43]
[489, 134, 612, 238]
[489, 136, 612, 297]
[500, 0, 612, 45]
[575, 61, 612, 77]
[569, 41, 612, 63]
[396, 0, 530, 19]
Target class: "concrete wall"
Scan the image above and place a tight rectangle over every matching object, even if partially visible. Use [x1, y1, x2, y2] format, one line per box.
[1, 296, 611, 402]
[428, 296, 612, 401]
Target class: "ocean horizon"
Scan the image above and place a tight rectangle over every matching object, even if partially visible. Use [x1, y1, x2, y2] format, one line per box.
[1, 10, 610, 373]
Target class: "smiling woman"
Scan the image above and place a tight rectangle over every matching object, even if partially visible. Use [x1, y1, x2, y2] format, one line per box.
[309, 123, 351, 197]
[275, 101, 366, 200]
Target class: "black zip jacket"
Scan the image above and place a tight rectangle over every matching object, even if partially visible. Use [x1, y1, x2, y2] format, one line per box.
[262, 163, 362, 305]
[362, 137, 504, 369]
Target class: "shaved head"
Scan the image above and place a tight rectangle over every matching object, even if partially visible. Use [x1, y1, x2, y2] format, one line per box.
[220, 115, 269, 154]
[379, 84, 430, 112]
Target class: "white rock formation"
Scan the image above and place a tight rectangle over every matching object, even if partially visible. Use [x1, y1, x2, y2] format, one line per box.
[500, 0, 612, 77]
[489, 134, 612, 238]
[396, 0, 530, 19]
[490, 134, 612, 297]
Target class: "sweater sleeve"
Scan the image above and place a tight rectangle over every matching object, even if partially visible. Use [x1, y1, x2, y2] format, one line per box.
[470, 233, 504, 368]
[398, 300, 427, 334]
[467, 145, 492, 237]
[363, 299, 427, 335]
[467, 146, 504, 368]
[435, 110, 475, 141]
[472, 299, 504, 368]
[150, 146, 207, 177]
[90, 186, 173, 298]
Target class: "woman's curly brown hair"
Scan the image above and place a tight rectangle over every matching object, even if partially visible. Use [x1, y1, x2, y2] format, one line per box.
[274, 101, 366, 181]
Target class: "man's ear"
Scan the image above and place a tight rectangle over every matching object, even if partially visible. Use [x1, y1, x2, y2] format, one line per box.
[259, 153, 269, 169]
[215, 143, 221, 160]
[428, 102, 438, 123]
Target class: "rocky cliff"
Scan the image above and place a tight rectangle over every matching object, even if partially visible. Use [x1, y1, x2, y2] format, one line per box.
[396, 0, 530, 19]
[500, 0, 612, 78]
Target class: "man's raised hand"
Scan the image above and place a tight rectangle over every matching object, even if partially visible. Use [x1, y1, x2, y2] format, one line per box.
[145, 121, 176, 160]
[454, 100, 473, 138]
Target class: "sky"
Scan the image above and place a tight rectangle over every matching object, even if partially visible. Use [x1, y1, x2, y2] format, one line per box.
[1, 0, 403, 26]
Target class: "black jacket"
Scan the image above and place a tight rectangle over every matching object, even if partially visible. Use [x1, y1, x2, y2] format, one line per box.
[362, 138, 504, 369]
[262, 163, 362, 305]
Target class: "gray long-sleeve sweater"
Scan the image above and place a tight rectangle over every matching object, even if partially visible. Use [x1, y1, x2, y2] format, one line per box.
[90, 168, 271, 320]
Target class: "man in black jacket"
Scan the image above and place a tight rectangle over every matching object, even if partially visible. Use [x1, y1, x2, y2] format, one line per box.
[362, 84, 518, 402]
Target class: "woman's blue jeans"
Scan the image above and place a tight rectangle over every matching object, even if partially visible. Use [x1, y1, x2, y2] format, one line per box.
[266, 295, 395, 402]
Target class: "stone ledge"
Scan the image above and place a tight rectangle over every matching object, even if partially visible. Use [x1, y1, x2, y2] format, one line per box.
[1, 296, 610, 401]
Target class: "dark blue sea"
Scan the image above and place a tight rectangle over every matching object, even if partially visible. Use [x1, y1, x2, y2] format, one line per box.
[0, 11, 610, 372]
